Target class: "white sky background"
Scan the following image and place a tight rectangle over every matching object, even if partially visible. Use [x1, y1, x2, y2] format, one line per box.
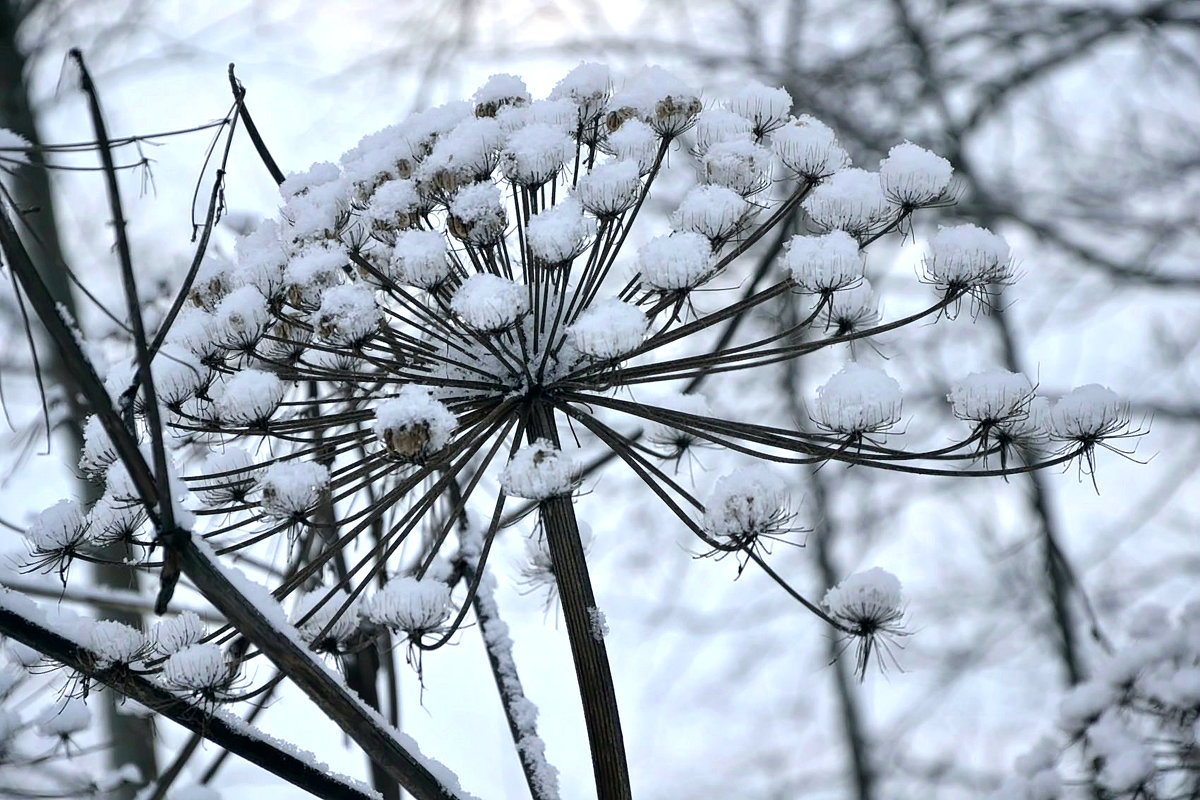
[3, 1, 1198, 798]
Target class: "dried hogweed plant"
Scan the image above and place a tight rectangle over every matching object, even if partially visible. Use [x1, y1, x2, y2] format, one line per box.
[0, 56, 1140, 800]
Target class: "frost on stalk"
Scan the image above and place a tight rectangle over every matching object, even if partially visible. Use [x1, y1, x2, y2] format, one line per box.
[388, 229, 451, 290]
[451, 274, 529, 332]
[567, 299, 647, 361]
[607, 65, 701, 137]
[574, 160, 641, 218]
[502, 440, 579, 501]
[802, 168, 892, 236]
[88, 620, 147, 668]
[813, 362, 903, 437]
[671, 184, 753, 244]
[35, 697, 91, 739]
[214, 369, 286, 428]
[257, 461, 329, 525]
[194, 448, 260, 507]
[526, 198, 595, 265]
[923, 223, 1013, 299]
[290, 588, 360, 652]
[703, 139, 773, 197]
[374, 385, 458, 463]
[701, 464, 793, 554]
[692, 108, 753, 157]
[771, 116, 849, 180]
[726, 81, 792, 137]
[784, 230, 864, 294]
[637, 232, 715, 292]
[823, 567, 907, 679]
[365, 576, 453, 639]
[313, 283, 380, 347]
[161, 643, 233, 700]
[150, 611, 206, 656]
[878, 141, 953, 206]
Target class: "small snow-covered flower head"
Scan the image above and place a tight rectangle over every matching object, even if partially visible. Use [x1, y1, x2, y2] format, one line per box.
[879, 141, 953, 207]
[150, 611, 206, 657]
[550, 62, 612, 132]
[79, 414, 119, 479]
[608, 66, 702, 137]
[88, 620, 147, 668]
[948, 370, 1035, 424]
[671, 184, 753, 245]
[313, 283, 380, 347]
[25, 499, 90, 562]
[448, 181, 508, 247]
[814, 362, 904, 437]
[923, 224, 1013, 301]
[823, 567, 907, 679]
[366, 178, 425, 232]
[575, 160, 642, 218]
[88, 467, 146, 547]
[692, 108, 753, 157]
[451, 273, 530, 332]
[389, 229, 451, 290]
[365, 576, 453, 639]
[195, 448, 261, 507]
[784, 230, 864, 293]
[644, 393, 714, 460]
[702, 464, 794, 551]
[771, 115, 849, 180]
[35, 697, 91, 739]
[291, 588, 360, 652]
[703, 139, 773, 197]
[638, 232, 715, 293]
[473, 73, 531, 117]
[373, 386, 458, 463]
[727, 81, 793, 137]
[605, 119, 659, 175]
[213, 285, 271, 352]
[827, 278, 880, 335]
[1045, 385, 1134, 477]
[802, 168, 892, 236]
[162, 643, 234, 698]
[521, 522, 593, 608]
[214, 369, 286, 428]
[151, 346, 207, 409]
[526, 198, 595, 266]
[257, 461, 330, 524]
[568, 299, 647, 361]
[502, 440, 579, 501]
[501, 123, 574, 187]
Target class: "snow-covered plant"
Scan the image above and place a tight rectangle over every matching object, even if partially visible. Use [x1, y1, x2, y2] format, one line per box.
[0, 59, 1141, 800]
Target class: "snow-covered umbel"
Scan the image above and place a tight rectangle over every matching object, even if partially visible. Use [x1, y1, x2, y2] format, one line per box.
[947, 369, 1035, 423]
[35, 698, 91, 738]
[574, 160, 641, 218]
[373, 386, 458, 462]
[390, 229, 451, 289]
[567, 299, 647, 360]
[671, 184, 752, 244]
[526, 199, 595, 264]
[1046, 384, 1130, 443]
[215, 369, 286, 427]
[771, 115, 848, 180]
[823, 568, 904, 626]
[702, 464, 791, 545]
[637, 232, 715, 292]
[313, 283, 380, 346]
[813, 362, 904, 436]
[501, 440, 579, 500]
[24, 499, 91, 561]
[161, 643, 232, 696]
[290, 588, 360, 649]
[726, 80, 792, 137]
[923, 223, 1012, 293]
[365, 576, 453, 637]
[784, 230, 864, 293]
[878, 141, 953, 206]
[451, 273, 529, 331]
[195, 448, 260, 507]
[150, 611, 206, 656]
[87, 620, 147, 668]
[257, 461, 330, 523]
[803, 168, 892, 235]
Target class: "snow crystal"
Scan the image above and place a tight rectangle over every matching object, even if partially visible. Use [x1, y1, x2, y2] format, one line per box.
[671, 184, 752, 243]
[500, 123, 573, 187]
[575, 160, 642, 218]
[364, 576, 452, 635]
[567, 298, 647, 360]
[526, 198, 595, 264]
[814, 362, 903, 435]
[924, 223, 1012, 289]
[314, 282, 381, 346]
[35, 697, 91, 737]
[638, 231, 715, 292]
[473, 73, 531, 116]
[25, 499, 90, 553]
[692, 108, 753, 157]
[948, 369, 1034, 423]
[215, 369, 286, 427]
[0, 127, 32, 166]
[771, 116, 848, 180]
[291, 587, 360, 647]
[373, 385, 458, 461]
[1046, 384, 1130, 441]
[802, 168, 892, 235]
[823, 567, 904, 626]
[702, 464, 790, 542]
[257, 460, 330, 522]
[605, 119, 659, 174]
[389, 229, 451, 290]
[703, 139, 773, 196]
[726, 81, 793, 136]
[501, 440, 579, 500]
[879, 141, 953, 206]
[88, 619, 146, 667]
[448, 181, 508, 247]
[151, 611, 206, 656]
[784, 230, 864, 293]
[161, 642, 230, 693]
[451, 273, 530, 331]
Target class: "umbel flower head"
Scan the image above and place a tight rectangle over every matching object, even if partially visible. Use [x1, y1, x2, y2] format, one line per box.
[8, 60, 1140, 796]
